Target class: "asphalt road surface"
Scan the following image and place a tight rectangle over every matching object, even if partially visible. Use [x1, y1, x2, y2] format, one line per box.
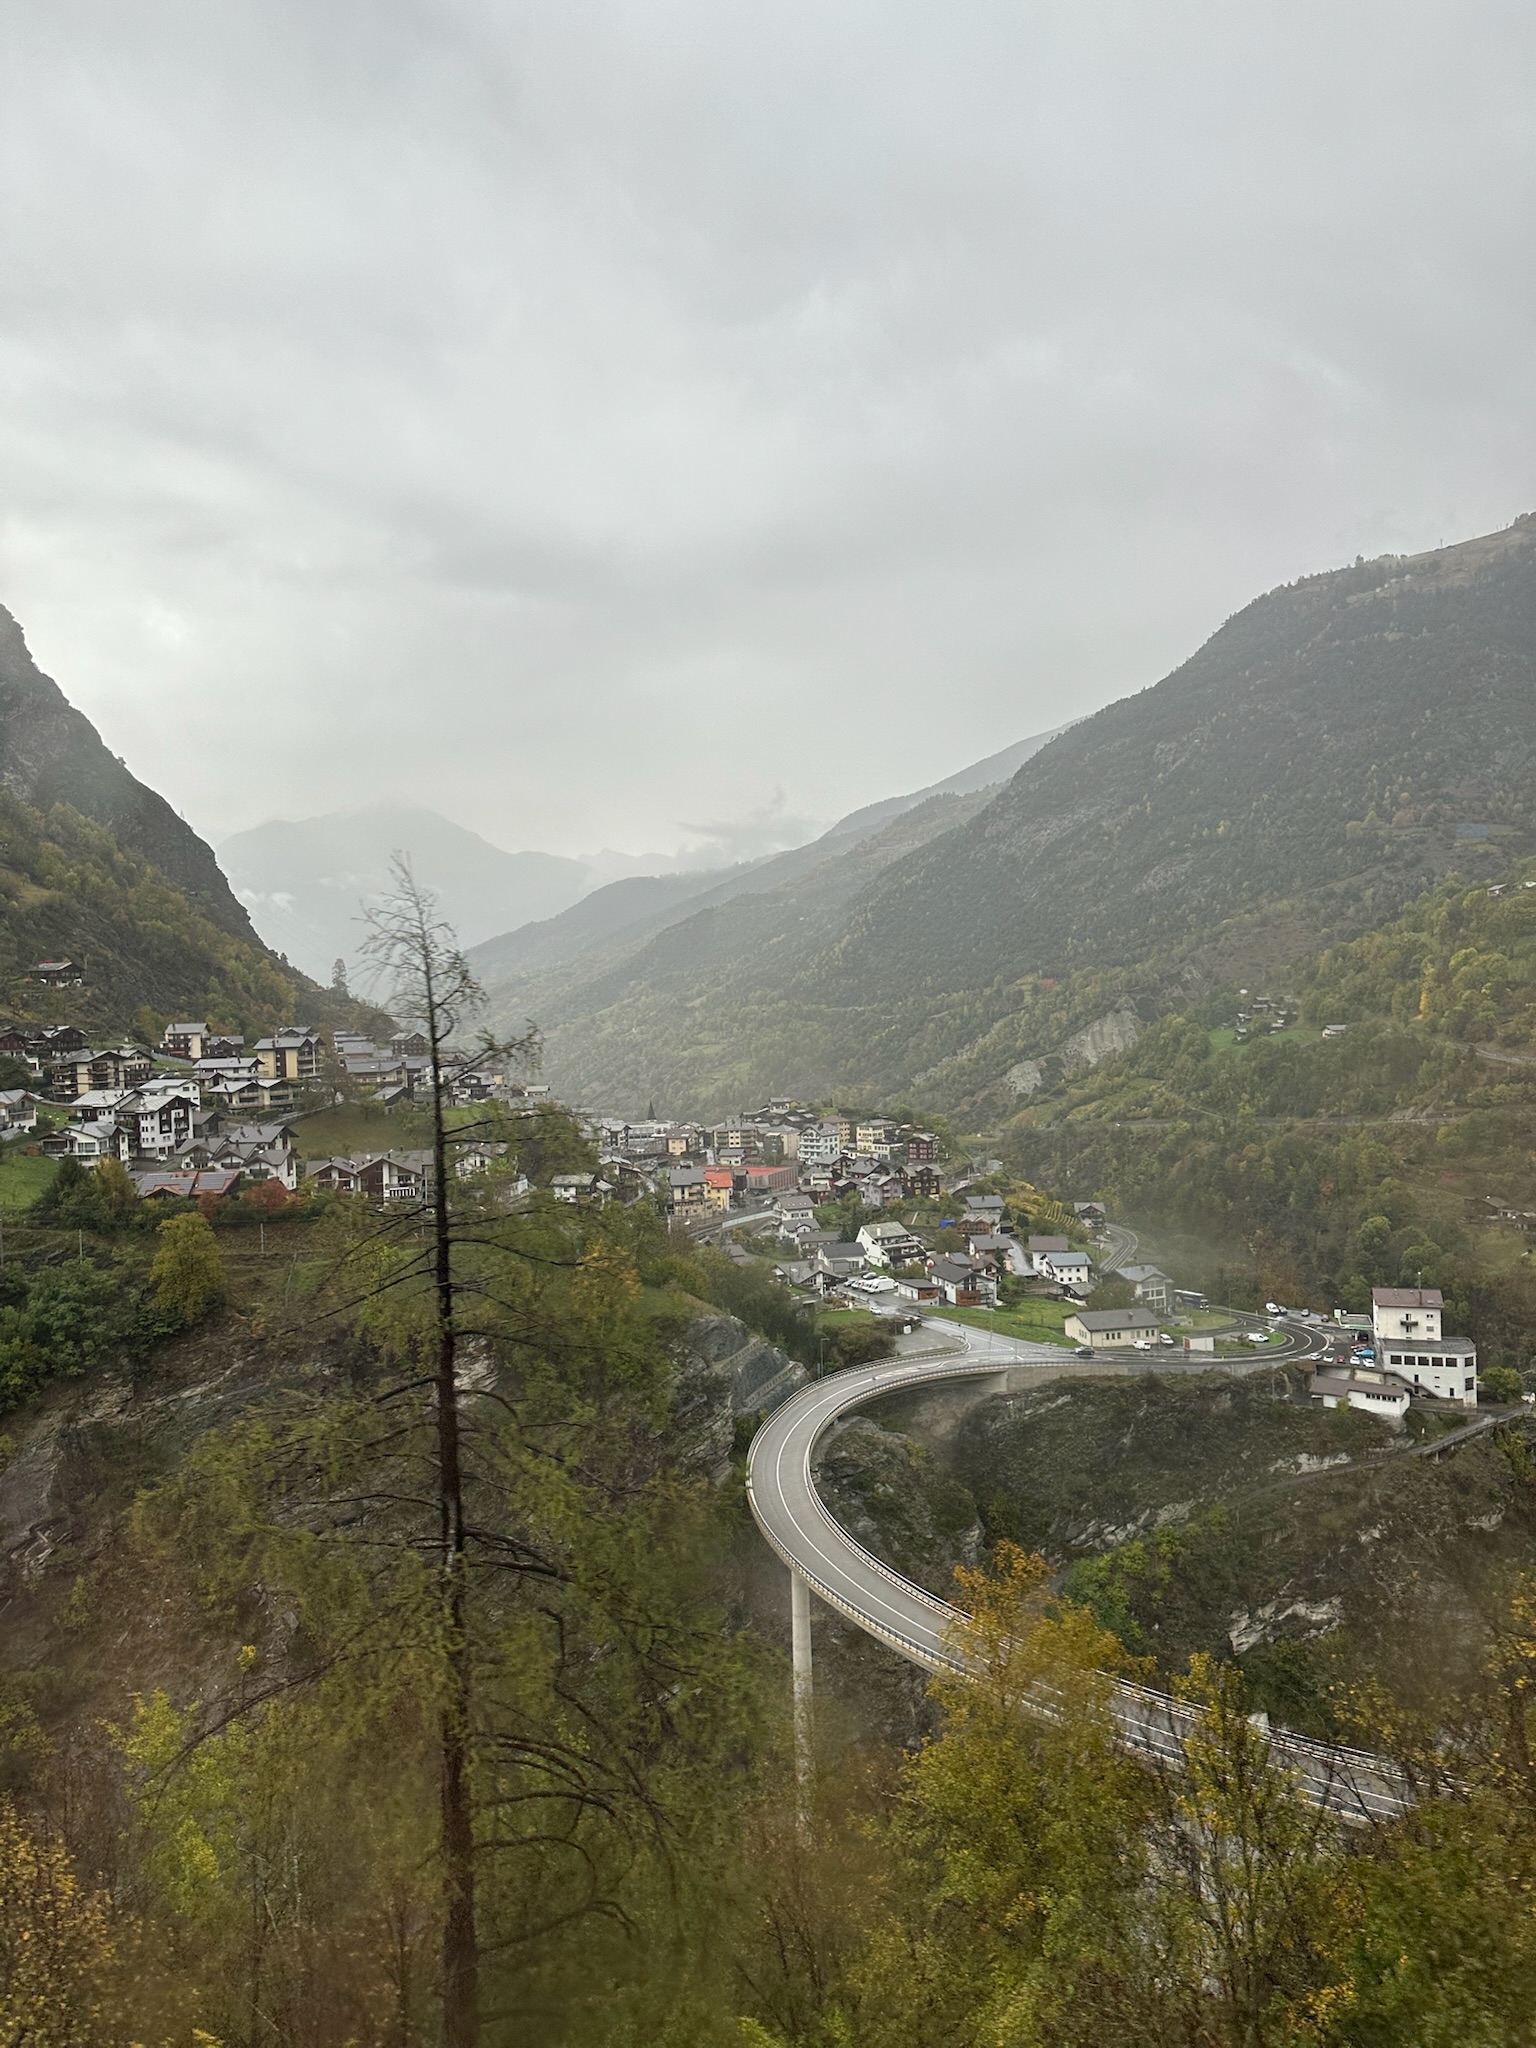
[747, 1324, 1408, 1822]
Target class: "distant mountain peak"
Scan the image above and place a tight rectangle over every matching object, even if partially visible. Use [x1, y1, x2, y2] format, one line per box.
[219, 799, 593, 979]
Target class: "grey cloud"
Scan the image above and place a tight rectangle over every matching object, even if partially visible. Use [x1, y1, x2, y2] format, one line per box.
[676, 791, 829, 870]
[1, 0, 1533, 861]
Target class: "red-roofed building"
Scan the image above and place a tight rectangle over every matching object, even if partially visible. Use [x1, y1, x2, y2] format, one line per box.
[744, 1162, 794, 1195]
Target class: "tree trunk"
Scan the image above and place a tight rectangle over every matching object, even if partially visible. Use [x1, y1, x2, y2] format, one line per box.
[428, 972, 479, 2048]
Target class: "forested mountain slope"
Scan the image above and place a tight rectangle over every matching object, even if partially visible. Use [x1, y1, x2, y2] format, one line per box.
[481, 784, 1002, 1111]
[816, 516, 1536, 1005]
[469, 725, 1065, 1000]
[0, 604, 257, 942]
[496, 515, 1536, 1114]
[1001, 856, 1536, 1373]
[0, 793, 385, 1038]
[0, 604, 377, 1036]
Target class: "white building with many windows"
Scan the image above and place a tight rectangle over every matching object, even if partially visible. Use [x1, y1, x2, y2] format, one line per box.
[856, 1219, 925, 1268]
[796, 1122, 844, 1166]
[1371, 1287, 1477, 1409]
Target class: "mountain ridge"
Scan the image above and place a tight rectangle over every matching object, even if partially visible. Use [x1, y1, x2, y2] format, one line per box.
[0, 604, 380, 1036]
[221, 801, 592, 980]
[0, 604, 258, 942]
[811, 516, 1536, 1006]
[484, 514, 1536, 1115]
[468, 726, 1067, 1016]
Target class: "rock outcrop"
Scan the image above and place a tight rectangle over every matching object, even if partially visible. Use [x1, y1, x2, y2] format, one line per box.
[669, 1313, 807, 1481]
[1059, 1007, 1142, 1073]
[813, 1415, 983, 1599]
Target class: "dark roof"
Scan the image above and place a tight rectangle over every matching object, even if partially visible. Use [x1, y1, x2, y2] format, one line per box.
[1068, 1309, 1160, 1331]
[1311, 1369, 1411, 1398]
[1372, 1287, 1444, 1310]
[132, 1167, 242, 1199]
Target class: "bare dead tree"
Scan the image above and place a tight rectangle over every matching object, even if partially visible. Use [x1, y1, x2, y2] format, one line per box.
[360, 856, 536, 2048]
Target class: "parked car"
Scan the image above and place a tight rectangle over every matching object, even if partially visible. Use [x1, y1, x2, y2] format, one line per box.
[1133, 1338, 1154, 1351]
[1246, 1331, 1269, 1344]
[1158, 1332, 1175, 1346]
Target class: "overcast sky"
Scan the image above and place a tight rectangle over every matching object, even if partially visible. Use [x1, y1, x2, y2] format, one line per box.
[3, 1, 1533, 863]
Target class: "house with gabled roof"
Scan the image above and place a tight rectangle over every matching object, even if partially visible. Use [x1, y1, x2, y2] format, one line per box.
[1120, 1263, 1174, 1310]
[254, 1029, 323, 1083]
[930, 1256, 996, 1306]
[1063, 1309, 1161, 1346]
[162, 1022, 211, 1061]
[857, 1219, 925, 1268]
[132, 1167, 243, 1202]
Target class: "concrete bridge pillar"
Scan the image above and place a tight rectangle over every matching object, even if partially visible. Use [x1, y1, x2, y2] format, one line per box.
[791, 1567, 813, 1814]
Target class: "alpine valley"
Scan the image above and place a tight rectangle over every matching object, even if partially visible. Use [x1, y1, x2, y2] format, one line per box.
[472, 513, 1536, 1122]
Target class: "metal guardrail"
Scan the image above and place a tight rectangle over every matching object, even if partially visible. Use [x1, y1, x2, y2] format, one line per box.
[748, 1342, 1413, 1823]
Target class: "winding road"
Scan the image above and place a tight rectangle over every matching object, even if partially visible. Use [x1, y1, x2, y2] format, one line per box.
[746, 1325, 1410, 1822]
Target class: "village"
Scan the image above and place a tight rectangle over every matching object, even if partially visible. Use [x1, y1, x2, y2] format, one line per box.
[0, 1015, 1491, 1419]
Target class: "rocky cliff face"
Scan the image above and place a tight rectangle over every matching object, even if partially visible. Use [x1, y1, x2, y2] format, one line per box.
[0, 1311, 800, 1622]
[0, 602, 257, 942]
[668, 1312, 807, 1479]
[813, 1416, 983, 1597]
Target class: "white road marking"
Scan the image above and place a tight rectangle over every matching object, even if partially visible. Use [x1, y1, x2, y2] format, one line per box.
[748, 1331, 1410, 1820]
